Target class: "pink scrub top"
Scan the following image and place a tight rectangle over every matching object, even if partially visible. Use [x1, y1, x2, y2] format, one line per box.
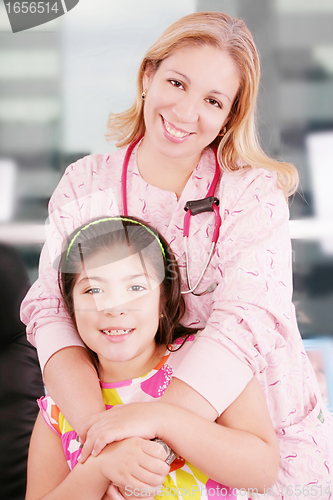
[21, 145, 333, 498]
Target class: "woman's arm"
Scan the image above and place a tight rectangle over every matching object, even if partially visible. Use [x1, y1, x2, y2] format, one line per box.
[78, 376, 218, 462]
[25, 413, 169, 500]
[160, 376, 279, 491]
[170, 169, 293, 416]
[79, 376, 279, 493]
[159, 376, 218, 420]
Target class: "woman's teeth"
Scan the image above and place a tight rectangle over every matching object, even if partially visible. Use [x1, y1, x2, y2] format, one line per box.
[163, 118, 190, 138]
[102, 329, 132, 336]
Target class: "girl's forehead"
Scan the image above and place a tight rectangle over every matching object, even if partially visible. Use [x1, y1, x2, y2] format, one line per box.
[82, 250, 145, 274]
[75, 246, 165, 286]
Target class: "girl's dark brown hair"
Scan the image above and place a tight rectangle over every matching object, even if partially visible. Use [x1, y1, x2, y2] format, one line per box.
[58, 216, 197, 351]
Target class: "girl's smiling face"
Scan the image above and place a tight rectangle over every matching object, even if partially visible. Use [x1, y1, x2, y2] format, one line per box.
[142, 44, 240, 162]
[72, 249, 162, 382]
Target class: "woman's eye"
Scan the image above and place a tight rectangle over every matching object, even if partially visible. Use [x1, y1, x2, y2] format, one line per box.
[169, 79, 184, 90]
[129, 285, 146, 292]
[86, 287, 103, 294]
[206, 98, 222, 109]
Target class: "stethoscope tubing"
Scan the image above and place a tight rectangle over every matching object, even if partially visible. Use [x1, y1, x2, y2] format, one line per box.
[182, 238, 216, 295]
[121, 135, 142, 216]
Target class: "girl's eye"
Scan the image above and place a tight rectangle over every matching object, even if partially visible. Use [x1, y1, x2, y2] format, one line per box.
[128, 285, 146, 292]
[169, 79, 184, 90]
[86, 287, 103, 294]
[206, 98, 222, 109]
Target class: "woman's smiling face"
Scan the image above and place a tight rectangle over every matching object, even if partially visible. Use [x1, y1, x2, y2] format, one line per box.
[142, 44, 240, 162]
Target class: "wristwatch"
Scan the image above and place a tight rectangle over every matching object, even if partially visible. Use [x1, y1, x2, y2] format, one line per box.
[151, 438, 177, 465]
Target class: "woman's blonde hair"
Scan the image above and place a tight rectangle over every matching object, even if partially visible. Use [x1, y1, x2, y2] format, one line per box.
[106, 11, 298, 197]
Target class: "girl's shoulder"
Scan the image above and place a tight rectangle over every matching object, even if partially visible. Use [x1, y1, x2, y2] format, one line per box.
[37, 395, 62, 437]
[37, 394, 74, 437]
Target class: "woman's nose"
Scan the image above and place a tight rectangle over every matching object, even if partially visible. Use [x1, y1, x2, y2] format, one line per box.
[172, 95, 199, 124]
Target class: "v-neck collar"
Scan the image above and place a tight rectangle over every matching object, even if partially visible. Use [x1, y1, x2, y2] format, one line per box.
[126, 144, 220, 260]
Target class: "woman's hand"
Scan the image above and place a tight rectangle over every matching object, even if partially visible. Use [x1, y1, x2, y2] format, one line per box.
[79, 403, 163, 462]
[96, 437, 168, 495]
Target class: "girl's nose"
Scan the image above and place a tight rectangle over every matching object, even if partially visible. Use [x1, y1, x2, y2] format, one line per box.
[94, 290, 128, 314]
[103, 306, 127, 316]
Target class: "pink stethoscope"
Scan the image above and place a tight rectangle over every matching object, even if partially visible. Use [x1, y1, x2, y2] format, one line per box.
[121, 137, 221, 296]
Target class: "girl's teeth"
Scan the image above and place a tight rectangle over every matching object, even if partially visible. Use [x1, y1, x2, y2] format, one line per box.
[164, 119, 189, 138]
[102, 329, 131, 336]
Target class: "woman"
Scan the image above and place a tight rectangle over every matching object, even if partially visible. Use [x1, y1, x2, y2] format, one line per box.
[22, 11, 332, 499]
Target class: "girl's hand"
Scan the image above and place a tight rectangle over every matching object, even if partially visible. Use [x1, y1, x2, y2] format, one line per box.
[96, 437, 168, 494]
[79, 403, 163, 462]
[106, 484, 156, 500]
[105, 484, 126, 500]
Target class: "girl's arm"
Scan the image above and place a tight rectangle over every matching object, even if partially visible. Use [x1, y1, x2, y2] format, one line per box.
[25, 413, 169, 500]
[78, 376, 279, 493]
[25, 413, 109, 500]
[43, 347, 105, 436]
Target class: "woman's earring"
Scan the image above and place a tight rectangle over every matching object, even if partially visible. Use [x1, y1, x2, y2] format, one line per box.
[142, 89, 147, 100]
[160, 313, 164, 318]
[218, 126, 227, 137]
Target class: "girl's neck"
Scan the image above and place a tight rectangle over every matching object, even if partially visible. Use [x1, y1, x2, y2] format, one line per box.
[97, 343, 166, 384]
[137, 135, 201, 200]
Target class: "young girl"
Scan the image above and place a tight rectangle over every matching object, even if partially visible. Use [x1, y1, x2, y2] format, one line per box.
[25, 216, 279, 500]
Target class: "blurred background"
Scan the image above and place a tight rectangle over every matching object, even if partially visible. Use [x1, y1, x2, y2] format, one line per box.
[0, 0, 332, 395]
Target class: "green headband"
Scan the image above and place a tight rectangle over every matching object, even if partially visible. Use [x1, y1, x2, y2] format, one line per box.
[66, 216, 166, 262]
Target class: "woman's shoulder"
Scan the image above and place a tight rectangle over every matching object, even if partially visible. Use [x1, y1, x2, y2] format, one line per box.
[201, 148, 281, 206]
[219, 164, 286, 213]
[49, 148, 126, 206]
[63, 148, 126, 177]
[220, 164, 278, 194]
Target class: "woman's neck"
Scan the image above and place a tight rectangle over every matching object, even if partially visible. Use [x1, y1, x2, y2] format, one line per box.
[137, 136, 201, 200]
[97, 343, 166, 384]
